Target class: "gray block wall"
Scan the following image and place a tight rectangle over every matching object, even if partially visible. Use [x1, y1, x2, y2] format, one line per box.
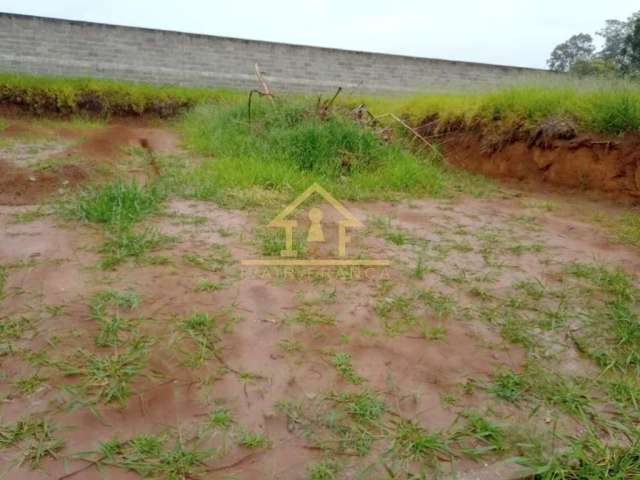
[0, 12, 549, 94]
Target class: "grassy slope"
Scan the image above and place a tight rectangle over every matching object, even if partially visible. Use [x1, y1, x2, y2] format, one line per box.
[348, 79, 640, 135]
[0, 71, 242, 116]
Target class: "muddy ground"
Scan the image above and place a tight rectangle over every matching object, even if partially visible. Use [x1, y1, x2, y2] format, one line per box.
[1, 119, 640, 479]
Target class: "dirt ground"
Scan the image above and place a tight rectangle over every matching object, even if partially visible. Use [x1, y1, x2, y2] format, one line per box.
[1, 119, 640, 479]
[0, 119, 178, 205]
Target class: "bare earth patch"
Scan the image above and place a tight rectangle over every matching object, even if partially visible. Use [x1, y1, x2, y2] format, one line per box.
[0, 119, 180, 205]
[2, 176, 640, 478]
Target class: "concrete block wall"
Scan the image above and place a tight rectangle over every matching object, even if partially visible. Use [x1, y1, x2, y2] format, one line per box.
[0, 13, 549, 94]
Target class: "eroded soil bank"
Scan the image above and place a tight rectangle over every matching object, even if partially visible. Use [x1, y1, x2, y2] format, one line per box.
[417, 115, 640, 202]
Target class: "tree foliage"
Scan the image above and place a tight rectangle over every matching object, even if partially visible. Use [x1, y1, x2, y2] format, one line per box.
[622, 15, 640, 73]
[547, 34, 595, 72]
[597, 19, 630, 69]
[548, 10, 640, 77]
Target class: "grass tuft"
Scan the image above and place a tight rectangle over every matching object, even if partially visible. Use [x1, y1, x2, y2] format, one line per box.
[0, 416, 65, 468]
[330, 352, 365, 384]
[66, 181, 164, 228]
[58, 339, 151, 406]
[306, 458, 341, 480]
[392, 419, 451, 466]
[490, 371, 526, 402]
[238, 430, 271, 449]
[100, 228, 170, 269]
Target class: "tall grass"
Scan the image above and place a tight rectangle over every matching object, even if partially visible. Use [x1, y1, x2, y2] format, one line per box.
[0, 71, 241, 116]
[178, 100, 490, 204]
[350, 79, 640, 134]
[2, 71, 639, 134]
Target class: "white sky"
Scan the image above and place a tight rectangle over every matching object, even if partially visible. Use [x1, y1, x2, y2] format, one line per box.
[1, 0, 638, 68]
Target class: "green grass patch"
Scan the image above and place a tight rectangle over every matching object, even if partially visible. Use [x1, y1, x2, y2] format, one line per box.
[490, 371, 526, 402]
[0, 316, 35, 357]
[208, 407, 233, 430]
[63, 181, 170, 269]
[455, 411, 507, 456]
[89, 289, 141, 347]
[178, 100, 490, 203]
[8, 208, 48, 224]
[173, 312, 231, 367]
[100, 228, 170, 269]
[306, 458, 341, 480]
[14, 374, 48, 396]
[66, 181, 164, 228]
[564, 262, 640, 373]
[182, 244, 233, 272]
[330, 390, 385, 422]
[617, 212, 640, 247]
[238, 430, 271, 449]
[290, 306, 336, 326]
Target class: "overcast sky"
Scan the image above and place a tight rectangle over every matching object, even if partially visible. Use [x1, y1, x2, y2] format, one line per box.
[1, 1, 638, 68]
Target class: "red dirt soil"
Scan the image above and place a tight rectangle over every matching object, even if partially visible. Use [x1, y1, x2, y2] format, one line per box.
[2, 190, 639, 478]
[416, 117, 640, 203]
[0, 120, 179, 205]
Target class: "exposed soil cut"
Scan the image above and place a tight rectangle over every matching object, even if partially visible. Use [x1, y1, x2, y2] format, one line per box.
[417, 115, 640, 203]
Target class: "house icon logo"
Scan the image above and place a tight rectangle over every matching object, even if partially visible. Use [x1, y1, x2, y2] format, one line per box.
[241, 183, 389, 267]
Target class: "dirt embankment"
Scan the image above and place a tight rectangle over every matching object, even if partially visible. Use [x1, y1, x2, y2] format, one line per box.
[417, 115, 640, 201]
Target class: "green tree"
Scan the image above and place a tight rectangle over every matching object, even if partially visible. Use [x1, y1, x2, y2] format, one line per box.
[597, 19, 630, 69]
[622, 15, 640, 73]
[548, 10, 640, 77]
[547, 33, 596, 72]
